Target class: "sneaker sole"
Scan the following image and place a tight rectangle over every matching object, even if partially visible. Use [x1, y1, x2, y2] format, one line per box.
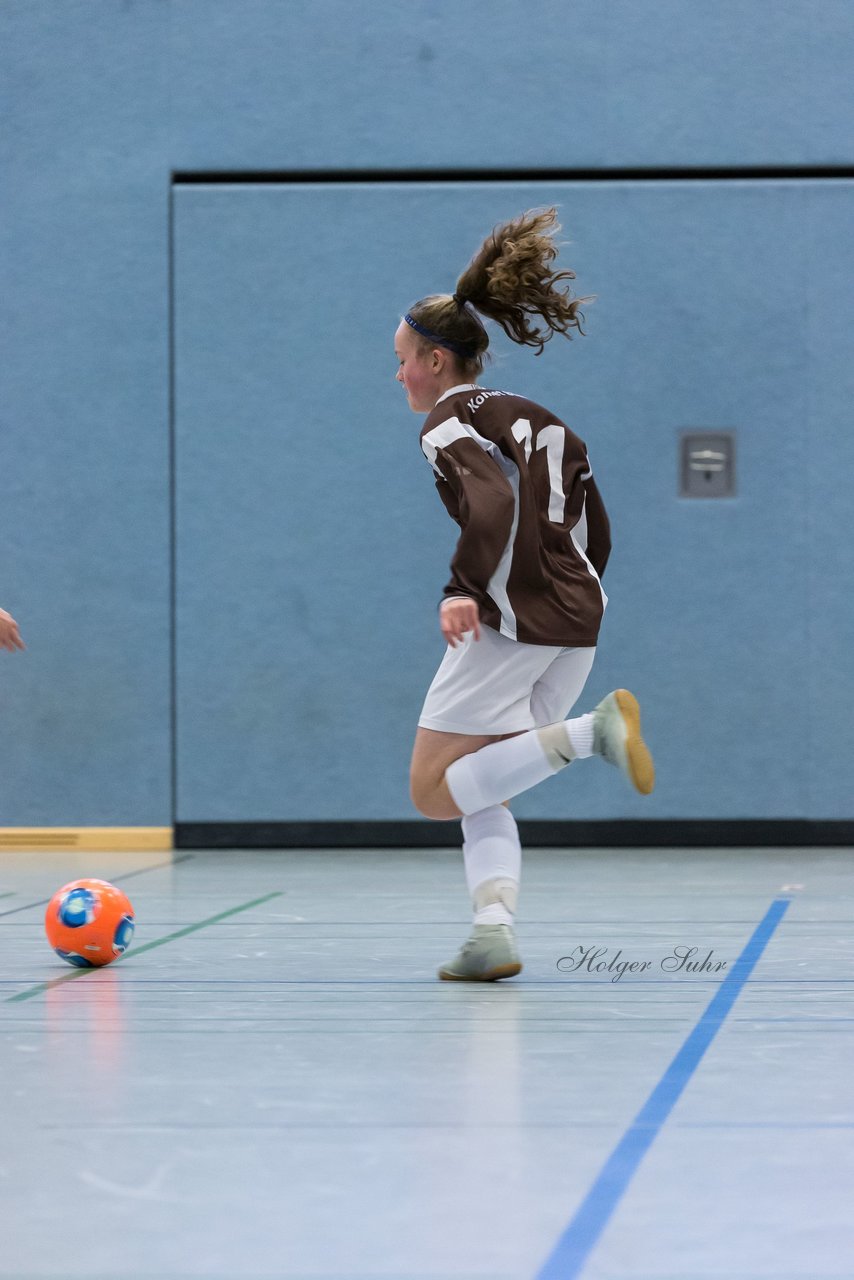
[614, 690, 655, 795]
[438, 962, 522, 982]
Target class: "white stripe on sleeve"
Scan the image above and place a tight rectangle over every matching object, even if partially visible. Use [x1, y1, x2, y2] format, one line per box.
[570, 495, 608, 610]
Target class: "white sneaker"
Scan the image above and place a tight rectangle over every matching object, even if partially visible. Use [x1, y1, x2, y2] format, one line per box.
[438, 924, 522, 982]
[593, 689, 655, 795]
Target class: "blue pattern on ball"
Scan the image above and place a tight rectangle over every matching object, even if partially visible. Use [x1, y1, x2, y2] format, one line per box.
[54, 948, 95, 968]
[57, 887, 97, 928]
[113, 914, 135, 954]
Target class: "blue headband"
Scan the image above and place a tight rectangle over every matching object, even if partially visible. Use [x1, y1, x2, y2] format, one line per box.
[404, 313, 477, 359]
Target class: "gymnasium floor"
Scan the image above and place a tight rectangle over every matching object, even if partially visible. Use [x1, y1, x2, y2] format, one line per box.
[1, 843, 852, 1280]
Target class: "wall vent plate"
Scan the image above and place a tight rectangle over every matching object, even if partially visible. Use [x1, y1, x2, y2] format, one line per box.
[680, 431, 736, 498]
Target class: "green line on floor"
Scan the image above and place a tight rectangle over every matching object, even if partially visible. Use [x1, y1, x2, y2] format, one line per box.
[5, 891, 283, 1003]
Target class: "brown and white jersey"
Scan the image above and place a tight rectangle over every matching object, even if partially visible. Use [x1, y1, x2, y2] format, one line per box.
[420, 383, 611, 647]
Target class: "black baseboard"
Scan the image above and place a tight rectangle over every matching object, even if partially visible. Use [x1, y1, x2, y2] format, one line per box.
[175, 820, 854, 850]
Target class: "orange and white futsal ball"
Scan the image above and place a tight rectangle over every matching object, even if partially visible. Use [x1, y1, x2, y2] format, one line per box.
[44, 879, 135, 968]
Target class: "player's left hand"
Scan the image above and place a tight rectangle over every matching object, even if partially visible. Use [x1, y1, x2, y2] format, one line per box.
[440, 597, 481, 648]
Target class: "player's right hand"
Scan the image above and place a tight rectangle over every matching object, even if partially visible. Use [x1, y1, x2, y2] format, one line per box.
[440, 597, 481, 648]
[0, 609, 25, 652]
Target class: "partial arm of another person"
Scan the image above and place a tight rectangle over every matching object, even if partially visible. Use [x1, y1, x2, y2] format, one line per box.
[0, 608, 25, 652]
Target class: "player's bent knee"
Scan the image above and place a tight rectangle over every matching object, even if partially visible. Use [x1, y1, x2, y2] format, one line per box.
[410, 776, 459, 822]
[410, 785, 442, 821]
[419, 801, 461, 822]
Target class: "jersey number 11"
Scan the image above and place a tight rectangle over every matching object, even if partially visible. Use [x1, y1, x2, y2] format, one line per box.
[511, 418, 572, 524]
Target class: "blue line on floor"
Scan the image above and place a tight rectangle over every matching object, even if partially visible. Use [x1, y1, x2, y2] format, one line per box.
[534, 895, 791, 1280]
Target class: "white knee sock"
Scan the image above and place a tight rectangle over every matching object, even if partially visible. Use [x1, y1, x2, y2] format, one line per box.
[462, 805, 521, 926]
[446, 714, 597, 816]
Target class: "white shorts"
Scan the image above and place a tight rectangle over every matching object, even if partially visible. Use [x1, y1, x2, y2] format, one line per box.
[418, 625, 596, 736]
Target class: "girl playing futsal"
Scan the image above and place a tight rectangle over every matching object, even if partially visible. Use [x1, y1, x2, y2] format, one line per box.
[395, 207, 654, 981]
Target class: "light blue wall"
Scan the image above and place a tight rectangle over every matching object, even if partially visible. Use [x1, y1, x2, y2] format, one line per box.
[1, 1, 853, 825]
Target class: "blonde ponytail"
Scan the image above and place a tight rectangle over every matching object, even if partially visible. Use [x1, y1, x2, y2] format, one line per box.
[405, 207, 594, 375]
